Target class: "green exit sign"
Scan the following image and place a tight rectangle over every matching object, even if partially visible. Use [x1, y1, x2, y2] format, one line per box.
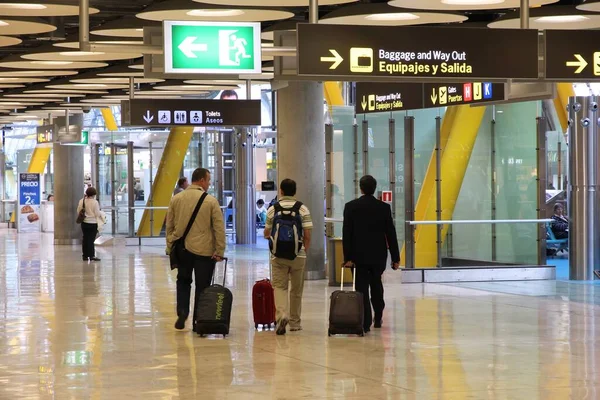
[164, 21, 261, 75]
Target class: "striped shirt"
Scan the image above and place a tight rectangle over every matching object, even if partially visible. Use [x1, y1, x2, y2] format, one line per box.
[266, 196, 312, 258]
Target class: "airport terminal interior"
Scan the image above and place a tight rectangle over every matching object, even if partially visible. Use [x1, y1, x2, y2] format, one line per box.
[1, 0, 600, 399]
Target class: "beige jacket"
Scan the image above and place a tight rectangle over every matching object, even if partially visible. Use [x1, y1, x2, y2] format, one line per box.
[166, 185, 226, 257]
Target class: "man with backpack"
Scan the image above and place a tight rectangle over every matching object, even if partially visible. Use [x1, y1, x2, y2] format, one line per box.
[264, 179, 312, 335]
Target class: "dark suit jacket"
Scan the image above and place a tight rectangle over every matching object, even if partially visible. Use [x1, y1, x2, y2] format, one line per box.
[342, 195, 400, 268]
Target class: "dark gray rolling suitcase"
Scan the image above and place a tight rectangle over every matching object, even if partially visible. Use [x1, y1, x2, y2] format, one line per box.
[328, 265, 364, 337]
[193, 258, 233, 337]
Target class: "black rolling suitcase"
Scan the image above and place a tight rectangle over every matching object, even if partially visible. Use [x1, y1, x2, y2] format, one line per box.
[328, 265, 364, 337]
[193, 258, 233, 337]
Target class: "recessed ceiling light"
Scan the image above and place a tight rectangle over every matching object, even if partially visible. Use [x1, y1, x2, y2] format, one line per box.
[59, 51, 106, 57]
[365, 13, 419, 21]
[535, 15, 589, 23]
[0, 21, 9, 27]
[0, 3, 46, 10]
[32, 61, 73, 65]
[186, 9, 245, 17]
[441, 0, 504, 4]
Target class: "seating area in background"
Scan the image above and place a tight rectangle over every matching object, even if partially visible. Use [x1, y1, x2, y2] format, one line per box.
[546, 223, 568, 257]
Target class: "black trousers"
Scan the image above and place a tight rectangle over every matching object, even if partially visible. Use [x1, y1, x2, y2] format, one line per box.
[81, 222, 98, 259]
[176, 252, 216, 320]
[354, 264, 385, 330]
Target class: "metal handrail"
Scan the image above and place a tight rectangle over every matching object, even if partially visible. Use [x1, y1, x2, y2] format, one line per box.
[409, 219, 553, 225]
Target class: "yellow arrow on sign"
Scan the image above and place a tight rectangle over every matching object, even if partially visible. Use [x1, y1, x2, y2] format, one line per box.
[430, 88, 437, 105]
[361, 96, 367, 110]
[320, 49, 343, 70]
[566, 54, 588, 74]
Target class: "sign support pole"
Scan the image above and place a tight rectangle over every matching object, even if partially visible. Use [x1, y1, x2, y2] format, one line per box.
[325, 124, 334, 238]
[491, 109, 497, 261]
[353, 123, 359, 197]
[309, 0, 318, 24]
[404, 115, 415, 269]
[110, 143, 117, 236]
[389, 117, 396, 220]
[435, 116, 443, 268]
[127, 141, 135, 237]
[148, 141, 154, 237]
[537, 117, 548, 266]
[362, 119, 369, 176]
[520, 0, 529, 29]
[129, 77, 135, 100]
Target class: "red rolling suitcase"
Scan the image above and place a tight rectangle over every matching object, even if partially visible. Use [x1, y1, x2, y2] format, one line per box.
[252, 260, 276, 330]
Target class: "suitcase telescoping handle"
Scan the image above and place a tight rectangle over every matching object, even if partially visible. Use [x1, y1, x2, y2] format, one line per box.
[341, 264, 356, 291]
[211, 257, 228, 287]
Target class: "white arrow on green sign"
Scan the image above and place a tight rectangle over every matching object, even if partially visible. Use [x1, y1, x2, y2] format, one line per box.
[164, 21, 262, 75]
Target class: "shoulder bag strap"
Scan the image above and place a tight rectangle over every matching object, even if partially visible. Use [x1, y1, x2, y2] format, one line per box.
[82, 197, 86, 211]
[181, 192, 208, 242]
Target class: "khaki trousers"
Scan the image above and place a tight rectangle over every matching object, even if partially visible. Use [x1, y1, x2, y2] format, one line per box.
[271, 256, 306, 328]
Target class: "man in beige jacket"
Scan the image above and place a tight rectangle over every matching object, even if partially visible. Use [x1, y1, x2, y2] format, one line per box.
[167, 168, 226, 330]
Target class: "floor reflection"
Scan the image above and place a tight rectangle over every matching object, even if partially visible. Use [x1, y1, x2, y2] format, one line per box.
[0, 229, 599, 398]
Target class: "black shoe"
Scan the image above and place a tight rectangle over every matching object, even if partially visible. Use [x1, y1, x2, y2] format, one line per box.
[82, 257, 89, 261]
[374, 320, 382, 328]
[276, 318, 288, 335]
[175, 316, 186, 330]
[90, 257, 101, 262]
[363, 327, 371, 334]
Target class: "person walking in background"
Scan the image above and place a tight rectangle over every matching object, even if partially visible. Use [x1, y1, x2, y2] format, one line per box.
[173, 177, 189, 196]
[342, 175, 400, 333]
[78, 187, 103, 262]
[256, 199, 267, 227]
[264, 179, 312, 335]
[167, 168, 226, 330]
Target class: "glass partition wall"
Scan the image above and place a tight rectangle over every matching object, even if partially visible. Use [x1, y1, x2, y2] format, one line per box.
[90, 128, 246, 238]
[331, 100, 543, 268]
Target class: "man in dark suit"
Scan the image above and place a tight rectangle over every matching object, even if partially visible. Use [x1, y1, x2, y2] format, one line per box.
[343, 175, 400, 333]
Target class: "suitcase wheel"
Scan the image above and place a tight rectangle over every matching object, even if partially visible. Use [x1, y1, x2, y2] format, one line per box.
[255, 324, 259, 330]
[223, 334, 227, 338]
[328, 329, 332, 337]
[359, 332, 364, 337]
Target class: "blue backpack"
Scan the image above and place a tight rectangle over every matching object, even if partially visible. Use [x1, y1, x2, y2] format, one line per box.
[269, 201, 303, 260]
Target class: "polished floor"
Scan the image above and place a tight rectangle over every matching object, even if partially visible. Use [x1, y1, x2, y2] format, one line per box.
[1, 228, 600, 399]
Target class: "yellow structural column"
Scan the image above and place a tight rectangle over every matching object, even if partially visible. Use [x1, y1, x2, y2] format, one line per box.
[324, 81, 344, 108]
[402, 105, 487, 267]
[27, 146, 52, 174]
[553, 83, 575, 133]
[137, 126, 194, 237]
[100, 107, 119, 131]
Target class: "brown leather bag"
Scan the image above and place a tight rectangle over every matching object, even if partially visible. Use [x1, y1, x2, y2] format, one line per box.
[76, 197, 86, 224]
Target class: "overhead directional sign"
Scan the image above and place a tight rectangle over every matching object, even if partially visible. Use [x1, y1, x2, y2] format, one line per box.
[545, 30, 600, 80]
[356, 82, 423, 113]
[423, 82, 504, 108]
[356, 82, 505, 114]
[164, 21, 261, 75]
[122, 99, 262, 127]
[298, 24, 539, 80]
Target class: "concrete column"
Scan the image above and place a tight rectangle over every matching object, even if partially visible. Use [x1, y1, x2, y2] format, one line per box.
[53, 115, 84, 245]
[277, 81, 325, 280]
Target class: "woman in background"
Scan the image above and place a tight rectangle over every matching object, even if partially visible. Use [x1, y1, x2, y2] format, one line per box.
[77, 187, 103, 262]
